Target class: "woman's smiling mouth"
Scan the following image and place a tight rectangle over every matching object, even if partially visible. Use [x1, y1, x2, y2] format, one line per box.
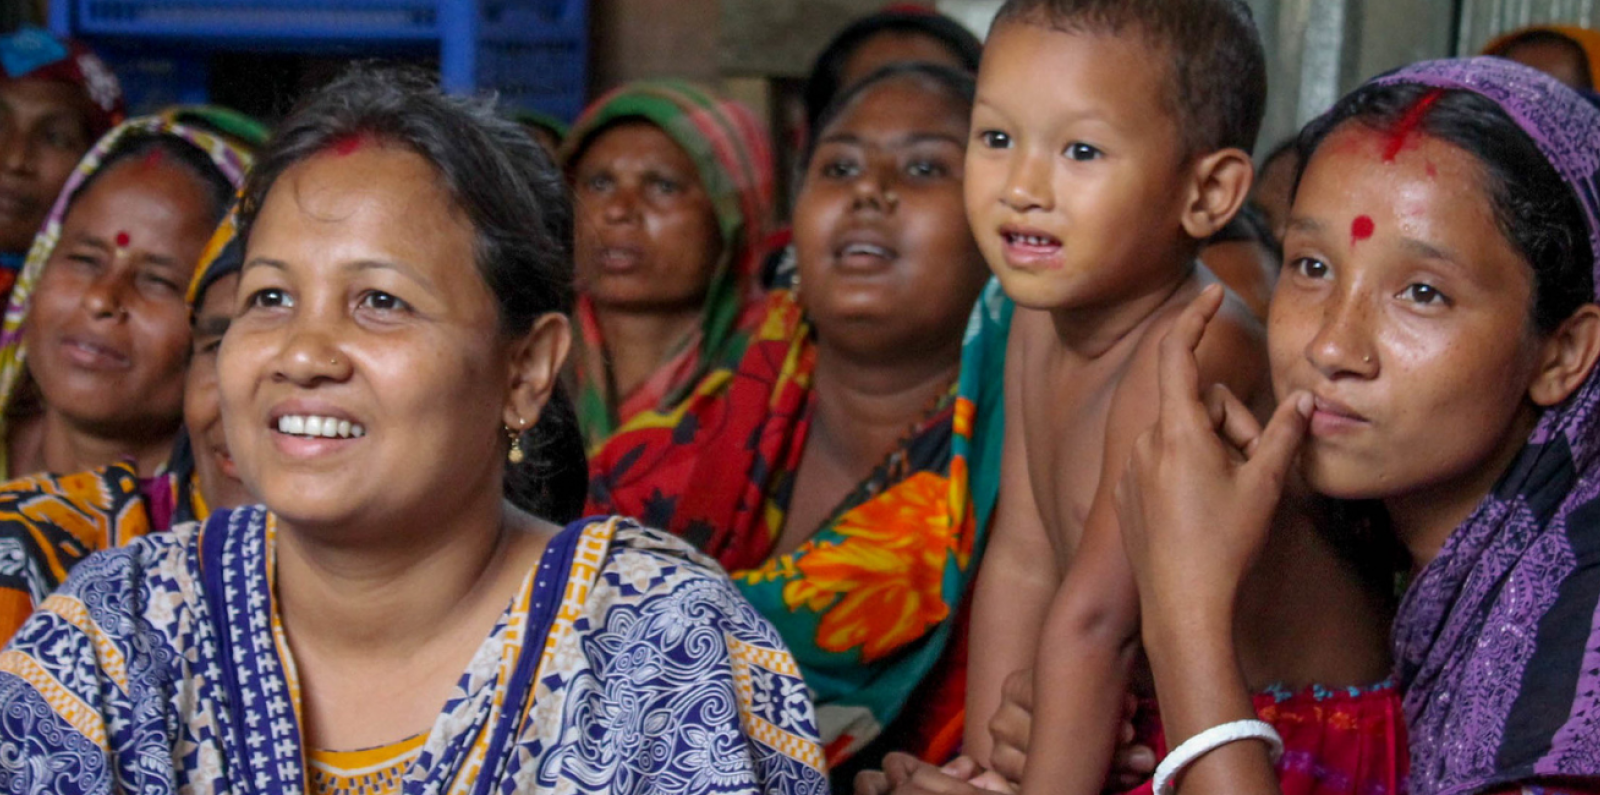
[275, 414, 366, 439]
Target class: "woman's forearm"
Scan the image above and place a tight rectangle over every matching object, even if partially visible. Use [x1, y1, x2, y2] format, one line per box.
[1141, 602, 1279, 795]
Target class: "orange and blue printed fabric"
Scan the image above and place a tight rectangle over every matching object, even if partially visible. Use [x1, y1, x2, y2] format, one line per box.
[0, 510, 830, 793]
[587, 283, 1007, 765]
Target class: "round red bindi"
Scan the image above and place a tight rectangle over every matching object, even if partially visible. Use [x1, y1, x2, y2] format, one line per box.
[114, 231, 131, 248]
[1351, 215, 1375, 243]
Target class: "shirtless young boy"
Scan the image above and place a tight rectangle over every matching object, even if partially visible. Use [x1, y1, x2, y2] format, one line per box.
[962, 1, 1272, 791]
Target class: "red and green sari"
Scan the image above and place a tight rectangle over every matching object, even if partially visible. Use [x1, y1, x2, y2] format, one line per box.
[587, 284, 1009, 767]
[561, 80, 775, 449]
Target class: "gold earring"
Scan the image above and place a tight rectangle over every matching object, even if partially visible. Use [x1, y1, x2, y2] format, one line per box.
[507, 422, 526, 464]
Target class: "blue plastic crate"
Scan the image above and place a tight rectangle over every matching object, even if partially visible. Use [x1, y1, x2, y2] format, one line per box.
[51, 0, 587, 121]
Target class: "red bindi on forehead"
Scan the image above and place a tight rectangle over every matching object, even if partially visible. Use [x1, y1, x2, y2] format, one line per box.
[114, 231, 131, 248]
[137, 148, 167, 171]
[1351, 215, 1375, 244]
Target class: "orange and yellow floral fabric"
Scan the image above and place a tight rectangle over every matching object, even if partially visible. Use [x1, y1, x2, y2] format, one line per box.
[586, 284, 1007, 767]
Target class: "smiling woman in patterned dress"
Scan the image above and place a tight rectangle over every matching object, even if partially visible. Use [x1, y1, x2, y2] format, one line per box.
[0, 65, 828, 795]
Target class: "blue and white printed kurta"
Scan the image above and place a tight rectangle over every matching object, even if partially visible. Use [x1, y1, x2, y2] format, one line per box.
[0, 509, 829, 794]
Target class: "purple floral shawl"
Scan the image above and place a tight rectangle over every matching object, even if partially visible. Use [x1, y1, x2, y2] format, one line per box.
[1378, 58, 1600, 795]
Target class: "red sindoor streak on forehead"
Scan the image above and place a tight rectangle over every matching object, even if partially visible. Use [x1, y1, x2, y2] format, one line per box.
[1351, 215, 1375, 244]
[328, 131, 374, 156]
[1383, 89, 1445, 162]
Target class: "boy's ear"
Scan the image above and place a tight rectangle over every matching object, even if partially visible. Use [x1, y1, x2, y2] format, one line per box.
[1529, 304, 1600, 407]
[1180, 147, 1254, 241]
[503, 313, 573, 434]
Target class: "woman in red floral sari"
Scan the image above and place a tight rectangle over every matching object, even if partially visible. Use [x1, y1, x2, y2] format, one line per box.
[587, 63, 1001, 779]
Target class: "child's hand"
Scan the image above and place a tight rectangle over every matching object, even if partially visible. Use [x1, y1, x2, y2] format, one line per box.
[987, 669, 1032, 785]
[1106, 693, 1156, 792]
[854, 754, 1013, 795]
[1116, 285, 1311, 629]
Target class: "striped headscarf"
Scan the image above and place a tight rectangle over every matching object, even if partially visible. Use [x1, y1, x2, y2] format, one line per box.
[0, 116, 253, 477]
[560, 80, 774, 449]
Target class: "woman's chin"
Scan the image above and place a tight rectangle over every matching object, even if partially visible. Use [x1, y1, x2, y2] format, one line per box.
[1300, 455, 1390, 503]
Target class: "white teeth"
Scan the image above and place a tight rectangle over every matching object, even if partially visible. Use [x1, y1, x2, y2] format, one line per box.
[842, 242, 892, 258]
[1011, 233, 1055, 247]
[275, 414, 366, 439]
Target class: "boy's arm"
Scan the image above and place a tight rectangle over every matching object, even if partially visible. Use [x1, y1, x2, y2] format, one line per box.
[1020, 300, 1267, 795]
[966, 317, 1060, 768]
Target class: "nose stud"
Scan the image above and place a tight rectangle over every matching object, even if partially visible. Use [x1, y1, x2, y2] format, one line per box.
[1363, 355, 1372, 364]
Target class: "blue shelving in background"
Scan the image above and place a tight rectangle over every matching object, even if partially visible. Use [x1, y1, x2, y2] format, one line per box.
[49, 0, 587, 120]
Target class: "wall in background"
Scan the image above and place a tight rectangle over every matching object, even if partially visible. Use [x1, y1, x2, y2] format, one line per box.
[1458, 0, 1600, 52]
[591, 0, 721, 89]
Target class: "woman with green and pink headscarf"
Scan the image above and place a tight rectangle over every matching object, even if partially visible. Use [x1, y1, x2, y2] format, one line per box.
[561, 80, 774, 448]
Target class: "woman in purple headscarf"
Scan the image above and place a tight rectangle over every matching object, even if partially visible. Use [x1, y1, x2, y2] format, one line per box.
[1112, 57, 1600, 795]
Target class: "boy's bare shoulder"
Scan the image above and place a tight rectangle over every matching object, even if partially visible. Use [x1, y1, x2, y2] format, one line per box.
[1121, 289, 1267, 403]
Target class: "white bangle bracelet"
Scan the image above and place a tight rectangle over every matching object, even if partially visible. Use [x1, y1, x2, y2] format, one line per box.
[1151, 719, 1284, 795]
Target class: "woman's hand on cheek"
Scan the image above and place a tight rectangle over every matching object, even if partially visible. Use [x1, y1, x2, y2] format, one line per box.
[1115, 285, 1312, 632]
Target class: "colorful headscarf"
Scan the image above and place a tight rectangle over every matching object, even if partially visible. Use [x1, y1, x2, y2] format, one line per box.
[0, 115, 253, 478]
[586, 285, 1005, 766]
[511, 107, 570, 142]
[1483, 25, 1600, 90]
[1370, 58, 1600, 795]
[0, 26, 124, 138]
[560, 79, 774, 449]
[157, 104, 272, 152]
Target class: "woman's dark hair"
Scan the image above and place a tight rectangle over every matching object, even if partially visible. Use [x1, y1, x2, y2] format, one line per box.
[802, 9, 983, 134]
[237, 64, 588, 522]
[73, 133, 235, 230]
[803, 61, 977, 170]
[1208, 202, 1277, 254]
[1295, 83, 1595, 334]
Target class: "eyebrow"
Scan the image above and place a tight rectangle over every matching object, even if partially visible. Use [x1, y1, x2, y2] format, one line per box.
[74, 233, 182, 269]
[240, 257, 289, 276]
[344, 258, 438, 293]
[1285, 217, 1325, 235]
[1398, 237, 1464, 268]
[816, 132, 967, 148]
[974, 96, 1118, 129]
[239, 256, 439, 293]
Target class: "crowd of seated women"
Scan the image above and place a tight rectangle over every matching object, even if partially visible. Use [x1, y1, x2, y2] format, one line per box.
[0, 1, 1599, 793]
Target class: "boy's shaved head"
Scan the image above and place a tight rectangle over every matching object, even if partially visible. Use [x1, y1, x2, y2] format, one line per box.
[994, 0, 1267, 158]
